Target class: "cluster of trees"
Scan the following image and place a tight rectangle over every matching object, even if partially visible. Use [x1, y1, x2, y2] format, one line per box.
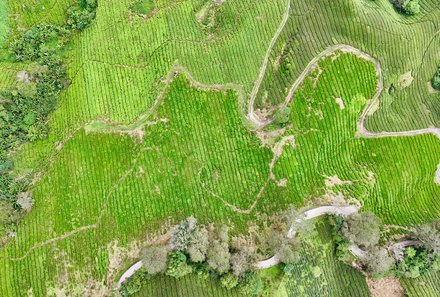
[121, 211, 304, 296]
[331, 212, 440, 279]
[0, 0, 97, 246]
[431, 67, 440, 91]
[391, 0, 421, 15]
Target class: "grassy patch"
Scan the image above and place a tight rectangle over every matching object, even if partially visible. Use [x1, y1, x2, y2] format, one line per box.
[130, 0, 155, 16]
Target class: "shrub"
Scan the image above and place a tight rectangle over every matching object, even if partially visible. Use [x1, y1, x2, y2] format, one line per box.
[130, 0, 155, 16]
[431, 68, 440, 91]
[166, 252, 193, 278]
[240, 272, 263, 296]
[171, 216, 198, 251]
[220, 273, 239, 290]
[140, 245, 168, 275]
[396, 247, 440, 278]
[119, 268, 150, 297]
[392, 0, 420, 15]
[273, 105, 291, 125]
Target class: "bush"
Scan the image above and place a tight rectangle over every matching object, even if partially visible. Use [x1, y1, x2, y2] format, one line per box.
[119, 268, 150, 297]
[240, 272, 263, 296]
[392, 0, 420, 15]
[140, 245, 168, 275]
[431, 68, 440, 91]
[396, 247, 440, 278]
[130, 0, 155, 16]
[166, 252, 193, 278]
[171, 216, 198, 251]
[220, 273, 239, 290]
[273, 105, 291, 126]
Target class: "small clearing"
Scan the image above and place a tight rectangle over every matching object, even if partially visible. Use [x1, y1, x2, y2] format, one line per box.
[324, 175, 352, 187]
[334, 97, 345, 109]
[366, 276, 404, 297]
[399, 71, 414, 88]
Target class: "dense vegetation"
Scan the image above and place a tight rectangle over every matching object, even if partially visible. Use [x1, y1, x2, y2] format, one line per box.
[0, 0, 96, 245]
[432, 67, 440, 91]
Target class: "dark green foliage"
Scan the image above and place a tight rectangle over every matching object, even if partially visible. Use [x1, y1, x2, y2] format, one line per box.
[129, 0, 155, 16]
[392, 0, 420, 15]
[0, 0, 97, 246]
[9, 24, 64, 62]
[166, 252, 193, 278]
[273, 105, 291, 126]
[396, 247, 440, 278]
[119, 268, 150, 296]
[431, 68, 440, 91]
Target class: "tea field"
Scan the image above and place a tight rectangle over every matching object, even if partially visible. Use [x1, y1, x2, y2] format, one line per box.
[0, 0, 439, 296]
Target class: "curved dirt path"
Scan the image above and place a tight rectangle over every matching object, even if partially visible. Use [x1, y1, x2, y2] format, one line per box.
[247, 0, 291, 127]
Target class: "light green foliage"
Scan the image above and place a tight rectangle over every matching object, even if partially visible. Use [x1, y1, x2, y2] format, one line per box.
[0, 1, 7, 52]
[220, 273, 239, 290]
[166, 252, 193, 278]
[140, 245, 168, 275]
[207, 225, 231, 274]
[0, 0, 439, 292]
[401, 0, 421, 15]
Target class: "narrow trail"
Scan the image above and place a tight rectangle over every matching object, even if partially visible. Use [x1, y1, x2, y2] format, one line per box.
[247, 0, 291, 127]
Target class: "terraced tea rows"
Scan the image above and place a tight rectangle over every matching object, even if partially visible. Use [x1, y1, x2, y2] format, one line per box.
[0, 0, 439, 296]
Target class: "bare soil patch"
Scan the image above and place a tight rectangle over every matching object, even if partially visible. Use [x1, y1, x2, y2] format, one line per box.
[366, 276, 404, 297]
[399, 71, 414, 88]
